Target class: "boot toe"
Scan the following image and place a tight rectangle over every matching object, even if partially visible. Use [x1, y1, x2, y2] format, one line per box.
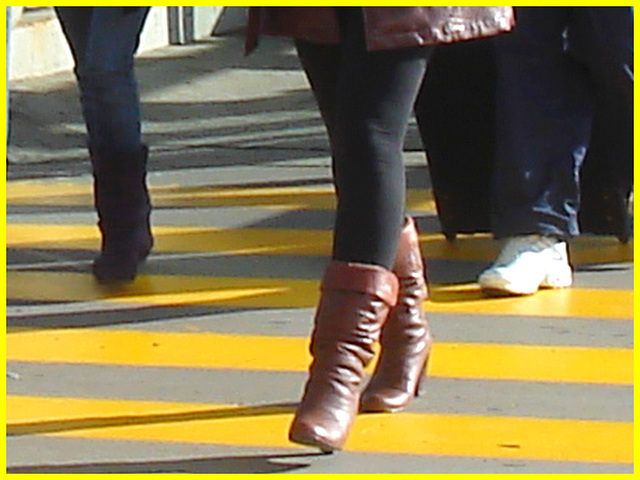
[92, 234, 153, 284]
[289, 420, 343, 453]
[92, 252, 140, 283]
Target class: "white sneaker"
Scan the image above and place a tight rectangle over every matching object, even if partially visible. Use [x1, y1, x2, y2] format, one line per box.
[478, 235, 573, 296]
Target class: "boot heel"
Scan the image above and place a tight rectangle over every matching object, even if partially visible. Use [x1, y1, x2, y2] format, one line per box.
[414, 354, 430, 397]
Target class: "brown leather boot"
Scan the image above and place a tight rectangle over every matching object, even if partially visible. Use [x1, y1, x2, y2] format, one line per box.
[289, 261, 399, 452]
[360, 217, 432, 412]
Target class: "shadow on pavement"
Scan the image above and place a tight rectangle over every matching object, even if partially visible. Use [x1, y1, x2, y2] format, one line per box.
[8, 402, 298, 437]
[7, 452, 326, 474]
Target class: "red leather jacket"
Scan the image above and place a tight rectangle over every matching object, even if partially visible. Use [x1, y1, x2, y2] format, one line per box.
[246, 7, 514, 53]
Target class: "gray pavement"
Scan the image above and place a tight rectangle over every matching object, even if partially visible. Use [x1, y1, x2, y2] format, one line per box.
[6, 31, 634, 473]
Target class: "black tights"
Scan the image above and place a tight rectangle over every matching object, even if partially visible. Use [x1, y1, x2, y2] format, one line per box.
[296, 8, 432, 269]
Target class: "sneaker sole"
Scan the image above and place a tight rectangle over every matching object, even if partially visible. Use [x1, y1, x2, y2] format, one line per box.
[479, 273, 573, 297]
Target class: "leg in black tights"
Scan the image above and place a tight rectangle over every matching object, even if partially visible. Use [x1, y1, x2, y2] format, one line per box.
[295, 8, 432, 269]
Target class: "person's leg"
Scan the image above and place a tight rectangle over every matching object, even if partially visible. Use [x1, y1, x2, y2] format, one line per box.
[572, 7, 633, 242]
[55, 7, 152, 283]
[6, 6, 11, 143]
[294, 40, 341, 143]
[479, 7, 590, 295]
[491, 7, 592, 240]
[298, 9, 430, 269]
[297, 13, 433, 417]
[289, 7, 431, 452]
[55, 6, 149, 153]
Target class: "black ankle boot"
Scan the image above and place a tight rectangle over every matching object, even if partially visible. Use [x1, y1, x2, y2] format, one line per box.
[91, 146, 153, 283]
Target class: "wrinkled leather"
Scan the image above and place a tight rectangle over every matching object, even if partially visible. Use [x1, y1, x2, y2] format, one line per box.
[246, 7, 514, 54]
[361, 217, 432, 412]
[289, 261, 398, 452]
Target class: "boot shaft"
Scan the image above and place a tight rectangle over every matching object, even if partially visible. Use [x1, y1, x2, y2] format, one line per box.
[289, 261, 399, 451]
[310, 261, 399, 356]
[360, 216, 432, 413]
[91, 146, 151, 231]
[393, 217, 428, 304]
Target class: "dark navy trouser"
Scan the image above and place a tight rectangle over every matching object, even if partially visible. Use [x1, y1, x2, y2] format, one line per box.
[491, 7, 633, 239]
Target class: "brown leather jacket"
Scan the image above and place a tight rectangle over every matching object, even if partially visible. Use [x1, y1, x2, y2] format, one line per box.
[246, 7, 514, 53]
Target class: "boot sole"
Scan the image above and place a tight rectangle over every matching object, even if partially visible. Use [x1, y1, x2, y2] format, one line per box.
[92, 245, 152, 284]
[289, 430, 340, 454]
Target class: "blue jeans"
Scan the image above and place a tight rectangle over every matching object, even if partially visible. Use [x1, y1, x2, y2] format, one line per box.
[491, 7, 633, 239]
[6, 6, 11, 142]
[55, 7, 150, 154]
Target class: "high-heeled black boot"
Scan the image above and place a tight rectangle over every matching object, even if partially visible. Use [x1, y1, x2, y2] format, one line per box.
[91, 145, 153, 283]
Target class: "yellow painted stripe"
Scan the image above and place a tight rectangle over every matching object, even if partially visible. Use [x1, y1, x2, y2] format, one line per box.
[428, 283, 633, 320]
[6, 395, 632, 464]
[6, 181, 436, 211]
[7, 329, 633, 385]
[6, 224, 333, 256]
[7, 271, 633, 319]
[6, 180, 92, 202]
[7, 224, 633, 265]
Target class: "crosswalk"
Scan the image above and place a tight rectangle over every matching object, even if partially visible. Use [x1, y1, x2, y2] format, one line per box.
[6, 175, 634, 473]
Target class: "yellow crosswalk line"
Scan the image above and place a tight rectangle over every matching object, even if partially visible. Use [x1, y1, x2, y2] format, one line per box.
[7, 271, 633, 319]
[6, 181, 436, 211]
[7, 329, 632, 385]
[6, 224, 333, 256]
[427, 283, 633, 319]
[6, 395, 632, 464]
[7, 180, 92, 203]
[7, 271, 318, 308]
[7, 223, 633, 265]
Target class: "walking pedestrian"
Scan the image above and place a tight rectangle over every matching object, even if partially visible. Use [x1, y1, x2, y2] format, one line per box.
[246, 7, 514, 452]
[55, 7, 153, 283]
